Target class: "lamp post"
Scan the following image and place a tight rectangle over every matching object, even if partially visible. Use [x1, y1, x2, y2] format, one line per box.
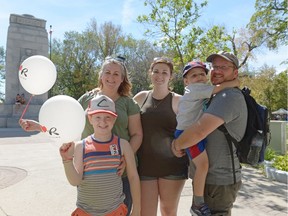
[49, 25, 52, 60]
[48, 25, 53, 97]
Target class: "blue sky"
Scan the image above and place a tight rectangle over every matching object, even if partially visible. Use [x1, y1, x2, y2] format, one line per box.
[0, 0, 287, 72]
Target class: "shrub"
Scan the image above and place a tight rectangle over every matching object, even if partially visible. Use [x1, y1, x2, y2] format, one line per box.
[272, 154, 288, 172]
[265, 148, 277, 161]
[264, 148, 288, 172]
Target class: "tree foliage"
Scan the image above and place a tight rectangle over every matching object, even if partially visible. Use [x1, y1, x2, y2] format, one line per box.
[50, 31, 99, 99]
[240, 65, 287, 112]
[137, 0, 235, 93]
[44, 0, 287, 103]
[137, 0, 208, 68]
[86, 19, 124, 59]
[248, 0, 288, 50]
[118, 35, 164, 94]
[50, 20, 164, 98]
[271, 70, 288, 110]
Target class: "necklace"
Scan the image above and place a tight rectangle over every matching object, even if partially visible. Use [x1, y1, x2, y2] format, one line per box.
[152, 97, 164, 109]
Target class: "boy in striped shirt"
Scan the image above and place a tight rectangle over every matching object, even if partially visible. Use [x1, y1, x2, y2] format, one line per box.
[60, 95, 140, 216]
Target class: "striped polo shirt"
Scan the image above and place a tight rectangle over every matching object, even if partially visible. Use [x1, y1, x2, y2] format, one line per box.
[76, 134, 125, 216]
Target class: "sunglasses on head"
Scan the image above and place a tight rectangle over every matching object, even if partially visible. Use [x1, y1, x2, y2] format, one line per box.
[153, 57, 172, 63]
[105, 56, 126, 63]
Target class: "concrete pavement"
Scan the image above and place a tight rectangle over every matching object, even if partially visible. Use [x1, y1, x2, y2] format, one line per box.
[0, 128, 287, 216]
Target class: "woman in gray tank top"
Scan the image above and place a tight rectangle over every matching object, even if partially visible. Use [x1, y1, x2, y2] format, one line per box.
[134, 57, 188, 216]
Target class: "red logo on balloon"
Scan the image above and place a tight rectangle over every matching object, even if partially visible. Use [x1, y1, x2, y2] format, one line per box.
[19, 65, 28, 77]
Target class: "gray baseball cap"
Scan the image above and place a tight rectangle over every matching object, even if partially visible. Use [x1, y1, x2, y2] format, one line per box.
[206, 51, 239, 68]
[87, 95, 117, 117]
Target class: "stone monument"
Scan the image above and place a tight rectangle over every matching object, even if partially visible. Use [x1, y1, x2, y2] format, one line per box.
[0, 14, 49, 128]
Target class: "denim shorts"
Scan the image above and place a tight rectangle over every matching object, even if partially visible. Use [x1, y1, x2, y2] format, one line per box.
[140, 173, 187, 181]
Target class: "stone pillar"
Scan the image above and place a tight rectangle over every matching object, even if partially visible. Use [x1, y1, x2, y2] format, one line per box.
[0, 14, 49, 128]
[5, 14, 49, 105]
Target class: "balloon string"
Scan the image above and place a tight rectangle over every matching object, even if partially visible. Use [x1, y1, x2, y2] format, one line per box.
[20, 94, 34, 120]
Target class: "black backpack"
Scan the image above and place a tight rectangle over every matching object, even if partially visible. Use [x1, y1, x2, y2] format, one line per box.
[217, 87, 270, 183]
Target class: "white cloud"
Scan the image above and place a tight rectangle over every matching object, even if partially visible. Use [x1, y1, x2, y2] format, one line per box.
[121, 0, 135, 27]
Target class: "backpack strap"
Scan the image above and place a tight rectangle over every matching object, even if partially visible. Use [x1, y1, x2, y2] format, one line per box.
[207, 89, 240, 185]
[218, 125, 237, 184]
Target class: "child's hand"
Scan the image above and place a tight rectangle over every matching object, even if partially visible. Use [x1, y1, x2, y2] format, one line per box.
[117, 156, 126, 176]
[19, 119, 42, 132]
[59, 142, 75, 161]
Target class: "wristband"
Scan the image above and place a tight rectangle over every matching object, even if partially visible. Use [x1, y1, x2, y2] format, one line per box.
[62, 157, 73, 163]
[40, 125, 47, 133]
[62, 159, 73, 164]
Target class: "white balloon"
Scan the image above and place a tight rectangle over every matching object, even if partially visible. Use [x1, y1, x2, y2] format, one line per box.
[39, 95, 86, 143]
[19, 55, 57, 95]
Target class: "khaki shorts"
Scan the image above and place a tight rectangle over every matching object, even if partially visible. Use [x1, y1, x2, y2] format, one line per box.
[204, 181, 242, 216]
[71, 203, 128, 216]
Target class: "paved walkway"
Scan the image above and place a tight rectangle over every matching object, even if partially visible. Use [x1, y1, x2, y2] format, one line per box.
[0, 128, 287, 216]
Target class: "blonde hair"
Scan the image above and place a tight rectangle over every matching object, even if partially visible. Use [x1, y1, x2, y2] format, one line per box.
[98, 57, 132, 96]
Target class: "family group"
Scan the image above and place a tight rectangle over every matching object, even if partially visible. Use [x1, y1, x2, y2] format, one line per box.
[19, 50, 246, 216]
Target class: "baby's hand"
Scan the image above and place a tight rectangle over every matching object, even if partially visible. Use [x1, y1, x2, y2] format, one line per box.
[234, 78, 240, 87]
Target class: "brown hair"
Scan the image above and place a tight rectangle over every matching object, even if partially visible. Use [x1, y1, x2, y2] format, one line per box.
[98, 57, 132, 97]
[149, 57, 174, 75]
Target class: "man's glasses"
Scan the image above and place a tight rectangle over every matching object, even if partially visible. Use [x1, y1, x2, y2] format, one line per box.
[211, 65, 235, 71]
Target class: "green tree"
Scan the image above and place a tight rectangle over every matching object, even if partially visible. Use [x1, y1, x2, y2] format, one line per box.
[240, 65, 287, 113]
[137, 0, 220, 94]
[78, 19, 164, 96]
[86, 19, 124, 59]
[119, 36, 164, 95]
[50, 31, 99, 99]
[196, 26, 230, 61]
[271, 70, 288, 110]
[248, 0, 288, 50]
[137, 0, 208, 68]
[50, 20, 161, 98]
[136, 0, 269, 94]
[241, 65, 276, 111]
